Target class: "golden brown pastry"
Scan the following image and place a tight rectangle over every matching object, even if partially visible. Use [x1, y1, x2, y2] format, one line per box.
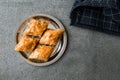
[23, 18, 49, 37]
[28, 45, 55, 62]
[39, 29, 64, 45]
[15, 36, 38, 52]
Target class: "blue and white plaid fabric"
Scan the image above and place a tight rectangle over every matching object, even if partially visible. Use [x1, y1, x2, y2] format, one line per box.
[70, 0, 120, 35]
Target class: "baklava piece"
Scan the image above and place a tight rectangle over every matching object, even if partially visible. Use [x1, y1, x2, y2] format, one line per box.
[15, 36, 38, 52]
[28, 45, 55, 62]
[39, 29, 64, 45]
[23, 18, 49, 37]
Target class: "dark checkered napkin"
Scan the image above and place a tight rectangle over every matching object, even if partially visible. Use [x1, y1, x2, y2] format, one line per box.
[70, 0, 120, 35]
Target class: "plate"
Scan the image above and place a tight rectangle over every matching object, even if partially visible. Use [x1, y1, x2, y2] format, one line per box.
[16, 14, 67, 66]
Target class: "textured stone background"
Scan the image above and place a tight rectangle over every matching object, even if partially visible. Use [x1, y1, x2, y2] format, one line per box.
[0, 0, 120, 80]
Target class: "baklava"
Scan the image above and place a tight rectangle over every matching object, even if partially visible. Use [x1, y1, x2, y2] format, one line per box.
[23, 18, 49, 37]
[15, 36, 38, 52]
[39, 29, 64, 45]
[29, 45, 55, 62]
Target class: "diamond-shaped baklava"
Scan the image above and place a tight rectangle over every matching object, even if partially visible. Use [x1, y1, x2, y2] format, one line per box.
[15, 36, 39, 52]
[23, 18, 49, 37]
[39, 29, 64, 45]
[29, 45, 55, 62]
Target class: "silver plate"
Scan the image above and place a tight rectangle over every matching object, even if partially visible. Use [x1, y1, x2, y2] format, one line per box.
[16, 14, 67, 66]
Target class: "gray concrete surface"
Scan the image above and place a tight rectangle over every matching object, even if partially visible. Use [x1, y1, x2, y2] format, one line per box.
[0, 0, 120, 80]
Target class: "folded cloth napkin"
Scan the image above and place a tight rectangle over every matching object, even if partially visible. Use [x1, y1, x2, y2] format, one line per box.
[70, 0, 120, 35]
